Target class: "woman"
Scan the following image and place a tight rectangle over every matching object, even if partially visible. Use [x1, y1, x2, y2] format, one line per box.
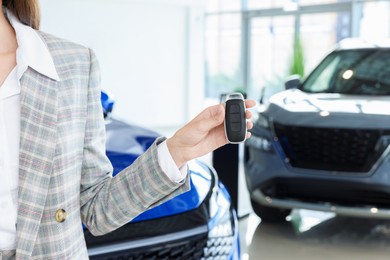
[0, 0, 255, 259]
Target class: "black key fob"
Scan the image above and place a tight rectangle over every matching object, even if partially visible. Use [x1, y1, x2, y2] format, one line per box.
[224, 93, 246, 144]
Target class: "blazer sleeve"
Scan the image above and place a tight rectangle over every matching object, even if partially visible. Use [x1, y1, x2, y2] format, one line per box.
[79, 49, 190, 236]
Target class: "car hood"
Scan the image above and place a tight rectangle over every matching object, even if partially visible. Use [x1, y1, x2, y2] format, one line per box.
[265, 89, 390, 129]
[105, 118, 212, 222]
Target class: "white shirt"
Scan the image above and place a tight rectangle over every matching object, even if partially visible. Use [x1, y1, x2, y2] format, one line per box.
[0, 66, 20, 250]
[0, 9, 186, 250]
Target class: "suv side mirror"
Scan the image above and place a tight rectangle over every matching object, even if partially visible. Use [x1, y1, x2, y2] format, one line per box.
[284, 75, 301, 90]
[101, 90, 115, 118]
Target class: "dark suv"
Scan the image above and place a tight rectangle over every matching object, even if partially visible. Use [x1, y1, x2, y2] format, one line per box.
[245, 38, 390, 222]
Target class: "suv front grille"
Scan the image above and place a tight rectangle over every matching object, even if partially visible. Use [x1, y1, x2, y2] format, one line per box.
[90, 233, 207, 260]
[89, 231, 235, 260]
[261, 177, 390, 207]
[273, 123, 390, 172]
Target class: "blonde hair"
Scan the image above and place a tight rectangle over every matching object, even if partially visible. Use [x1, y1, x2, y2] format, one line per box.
[3, 0, 40, 29]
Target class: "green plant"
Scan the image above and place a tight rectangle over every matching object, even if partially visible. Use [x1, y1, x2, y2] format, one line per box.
[289, 36, 305, 78]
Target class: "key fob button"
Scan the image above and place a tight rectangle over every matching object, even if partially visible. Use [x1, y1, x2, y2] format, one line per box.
[230, 114, 241, 123]
[230, 104, 240, 113]
[231, 123, 241, 132]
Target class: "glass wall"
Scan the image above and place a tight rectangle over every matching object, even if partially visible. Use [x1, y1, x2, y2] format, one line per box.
[247, 0, 292, 10]
[299, 0, 339, 5]
[300, 11, 350, 74]
[205, 14, 242, 98]
[207, 0, 241, 12]
[205, 0, 390, 100]
[359, 1, 390, 39]
[249, 16, 295, 100]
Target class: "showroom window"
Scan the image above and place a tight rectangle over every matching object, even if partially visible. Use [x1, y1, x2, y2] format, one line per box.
[247, 0, 300, 10]
[205, 0, 390, 101]
[359, 1, 390, 40]
[207, 0, 241, 12]
[205, 14, 242, 98]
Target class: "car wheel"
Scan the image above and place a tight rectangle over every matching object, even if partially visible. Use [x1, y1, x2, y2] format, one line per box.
[250, 199, 291, 222]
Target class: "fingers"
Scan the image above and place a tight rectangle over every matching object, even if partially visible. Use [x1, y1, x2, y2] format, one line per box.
[247, 120, 253, 130]
[246, 109, 252, 119]
[245, 99, 256, 109]
[245, 101, 254, 139]
[245, 100, 254, 131]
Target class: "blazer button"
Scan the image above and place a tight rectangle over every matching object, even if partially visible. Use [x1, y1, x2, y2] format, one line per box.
[55, 209, 67, 223]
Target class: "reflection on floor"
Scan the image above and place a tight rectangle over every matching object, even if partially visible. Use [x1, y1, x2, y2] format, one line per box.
[239, 209, 390, 260]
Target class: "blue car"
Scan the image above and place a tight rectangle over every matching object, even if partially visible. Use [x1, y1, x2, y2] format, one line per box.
[84, 91, 240, 259]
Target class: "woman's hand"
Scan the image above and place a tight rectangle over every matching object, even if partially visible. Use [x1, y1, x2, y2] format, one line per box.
[167, 100, 256, 167]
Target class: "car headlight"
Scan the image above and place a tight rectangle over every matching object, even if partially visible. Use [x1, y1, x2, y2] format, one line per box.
[256, 113, 270, 129]
[205, 209, 234, 257]
[204, 184, 236, 258]
[246, 135, 273, 152]
[246, 112, 274, 152]
[208, 187, 232, 230]
[209, 207, 233, 238]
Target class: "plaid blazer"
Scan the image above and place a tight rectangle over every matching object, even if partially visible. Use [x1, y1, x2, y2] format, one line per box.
[13, 32, 189, 259]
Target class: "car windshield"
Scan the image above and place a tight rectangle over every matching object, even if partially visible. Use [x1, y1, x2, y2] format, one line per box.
[301, 49, 390, 95]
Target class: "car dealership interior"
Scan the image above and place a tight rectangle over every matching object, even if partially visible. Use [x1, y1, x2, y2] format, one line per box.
[39, 0, 390, 259]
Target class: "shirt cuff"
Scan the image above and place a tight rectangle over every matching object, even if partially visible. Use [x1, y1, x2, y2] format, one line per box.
[157, 140, 188, 183]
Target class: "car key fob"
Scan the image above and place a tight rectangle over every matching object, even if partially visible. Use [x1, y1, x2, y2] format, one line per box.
[224, 93, 246, 144]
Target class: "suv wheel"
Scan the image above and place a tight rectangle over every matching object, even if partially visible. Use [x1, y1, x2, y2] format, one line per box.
[250, 199, 291, 222]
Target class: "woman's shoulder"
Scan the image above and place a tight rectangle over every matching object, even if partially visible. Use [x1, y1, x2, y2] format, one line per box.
[36, 30, 96, 74]
[37, 31, 92, 61]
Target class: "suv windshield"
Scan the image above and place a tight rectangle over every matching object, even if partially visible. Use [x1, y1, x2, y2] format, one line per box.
[301, 49, 390, 95]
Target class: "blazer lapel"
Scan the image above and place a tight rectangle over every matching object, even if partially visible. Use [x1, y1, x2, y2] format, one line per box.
[16, 68, 58, 258]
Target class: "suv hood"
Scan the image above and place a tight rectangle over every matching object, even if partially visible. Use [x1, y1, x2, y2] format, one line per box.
[266, 89, 390, 129]
[105, 118, 212, 222]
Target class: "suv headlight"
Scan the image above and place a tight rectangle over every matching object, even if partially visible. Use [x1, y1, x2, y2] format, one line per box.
[256, 113, 270, 129]
[208, 188, 233, 238]
[208, 209, 233, 238]
[246, 135, 273, 152]
[246, 112, 274, 152]
[204, 183, 236, 258]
